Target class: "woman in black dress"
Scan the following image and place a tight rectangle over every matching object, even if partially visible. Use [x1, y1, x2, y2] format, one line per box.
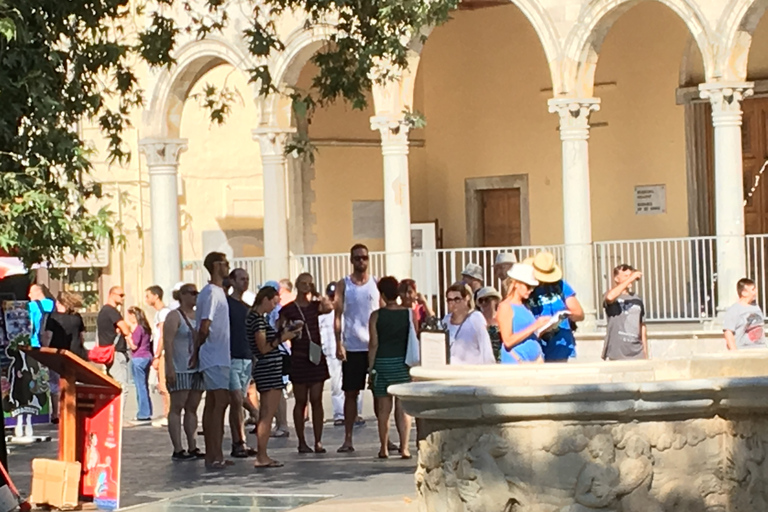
[247, 286, 302, 468]
[278, 273, 333, 454]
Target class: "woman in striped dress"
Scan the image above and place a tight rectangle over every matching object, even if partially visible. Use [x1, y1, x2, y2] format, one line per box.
[368, 276, 414, 459]
[246, 286, 302, 468]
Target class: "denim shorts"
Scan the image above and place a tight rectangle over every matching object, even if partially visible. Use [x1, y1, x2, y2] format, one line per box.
[202, 365, 230, 391]
[229, 358, 252, 394]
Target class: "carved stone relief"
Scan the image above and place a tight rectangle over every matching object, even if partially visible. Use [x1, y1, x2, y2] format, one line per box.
[415, 417, 768, 512]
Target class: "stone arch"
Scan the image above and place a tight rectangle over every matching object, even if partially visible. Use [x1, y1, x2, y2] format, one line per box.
[258, 25, 336, 128]
[718, 0, 768, 81]
[143, 37, 256, 138]
[563, 0, 715, 97]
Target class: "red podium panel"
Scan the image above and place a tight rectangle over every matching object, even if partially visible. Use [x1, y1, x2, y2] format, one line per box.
[23, 348, 122, 510]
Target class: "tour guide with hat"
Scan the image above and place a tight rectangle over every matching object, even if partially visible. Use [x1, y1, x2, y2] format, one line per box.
[496, 264, 546, 364]
[525, 252, 585, 362]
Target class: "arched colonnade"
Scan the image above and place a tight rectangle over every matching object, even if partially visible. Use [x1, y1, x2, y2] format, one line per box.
[139, 0, 768, 325]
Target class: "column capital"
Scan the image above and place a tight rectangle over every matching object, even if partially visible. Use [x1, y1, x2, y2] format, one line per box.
[699, 82, 754, 127]
[371, 115, 410, 155]
[252, 127, 295, 162]
[139, 138, 187, 174]
[548, 98, 601, 141]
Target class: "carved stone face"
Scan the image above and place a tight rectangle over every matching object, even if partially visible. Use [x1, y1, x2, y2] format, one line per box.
[588, 434, 615, 463]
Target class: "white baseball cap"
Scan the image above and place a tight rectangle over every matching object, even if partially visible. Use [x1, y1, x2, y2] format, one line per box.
[507, 263, 539, 287]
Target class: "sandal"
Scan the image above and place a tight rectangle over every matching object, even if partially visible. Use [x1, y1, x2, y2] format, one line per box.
[336, 445, 355, 453]
[254, 460, 284, 468]
[314, 445, 327, 454]
[298, 445, 314, 454]
[188, 448, 205, 459]
[206, 461, 228, 470]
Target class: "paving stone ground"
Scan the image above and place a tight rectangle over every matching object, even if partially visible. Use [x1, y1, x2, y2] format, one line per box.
[5, 386, 418, 510]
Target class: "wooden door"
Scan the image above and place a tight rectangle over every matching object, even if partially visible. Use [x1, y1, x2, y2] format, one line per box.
[743, 97, 768, 235]
[480, 188, 522, 247]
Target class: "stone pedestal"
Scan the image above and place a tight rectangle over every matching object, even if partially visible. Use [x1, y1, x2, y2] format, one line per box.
[392, 353, 768, 512]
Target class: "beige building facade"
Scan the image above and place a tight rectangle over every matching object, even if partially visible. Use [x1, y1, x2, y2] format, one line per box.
[74, 0, 768, 327]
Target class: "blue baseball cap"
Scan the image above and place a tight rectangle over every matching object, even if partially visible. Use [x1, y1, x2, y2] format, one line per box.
[262, 280, 280, 291]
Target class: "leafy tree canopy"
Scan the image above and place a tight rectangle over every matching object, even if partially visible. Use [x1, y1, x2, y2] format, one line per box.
[0, 0, 456, 268]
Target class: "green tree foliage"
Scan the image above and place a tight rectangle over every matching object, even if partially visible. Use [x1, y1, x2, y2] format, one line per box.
[0, 0, 455, 268]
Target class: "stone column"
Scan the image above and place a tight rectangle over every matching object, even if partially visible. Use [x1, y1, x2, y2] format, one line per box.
[699, 82, 754, 315]
[253, 127, 291, 280]
[371, 115, 412, 278]
[139, 138, 187, 298]
[548, 98, 600, 330]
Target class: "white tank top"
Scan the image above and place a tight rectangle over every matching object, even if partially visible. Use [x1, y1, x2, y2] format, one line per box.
[343, 275, 380, 352]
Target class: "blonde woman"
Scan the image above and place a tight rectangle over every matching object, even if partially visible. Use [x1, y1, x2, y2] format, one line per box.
[496, 264, 548, 364]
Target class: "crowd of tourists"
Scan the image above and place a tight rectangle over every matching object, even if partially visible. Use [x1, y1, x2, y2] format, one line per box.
[27, 242, 767, 468]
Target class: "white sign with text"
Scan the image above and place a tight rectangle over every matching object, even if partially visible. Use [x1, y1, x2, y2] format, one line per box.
[634, 184, 666, 215]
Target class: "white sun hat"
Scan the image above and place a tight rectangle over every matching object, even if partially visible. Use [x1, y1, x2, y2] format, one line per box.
[507, 263, 539, 287]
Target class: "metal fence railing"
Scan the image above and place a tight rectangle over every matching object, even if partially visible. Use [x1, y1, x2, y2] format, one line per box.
[593, 237, 717, 322]
[181, 235, 766, 323]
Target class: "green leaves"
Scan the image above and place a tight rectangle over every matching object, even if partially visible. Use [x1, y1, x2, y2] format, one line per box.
[0, 0, 457, 269]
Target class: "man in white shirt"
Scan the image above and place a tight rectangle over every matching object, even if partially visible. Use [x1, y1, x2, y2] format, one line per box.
[192, 252, 232, 468]
[145, 285, 171, 427]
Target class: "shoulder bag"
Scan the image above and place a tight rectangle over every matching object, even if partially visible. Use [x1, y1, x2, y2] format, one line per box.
[297, 304, 322, 365]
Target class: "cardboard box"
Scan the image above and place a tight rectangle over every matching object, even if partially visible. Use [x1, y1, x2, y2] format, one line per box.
[30, 458, 81, 509]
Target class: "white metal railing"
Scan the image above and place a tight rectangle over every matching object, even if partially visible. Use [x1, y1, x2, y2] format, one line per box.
[289, 251, 387, 292]
[593, 237, 717, 322]
[747, 234, 768, 312]
[182, 257, 267, 290]
[180, 235, 766, 323]
[415, 245, 565, 318]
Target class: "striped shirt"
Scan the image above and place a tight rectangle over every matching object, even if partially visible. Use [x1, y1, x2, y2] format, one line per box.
[246, 311, 284, 392]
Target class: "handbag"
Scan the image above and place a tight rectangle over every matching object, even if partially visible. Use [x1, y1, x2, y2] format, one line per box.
[89, 333, 120, 366]
[404, 309, 421, 367]
[297, 304, 322, 365]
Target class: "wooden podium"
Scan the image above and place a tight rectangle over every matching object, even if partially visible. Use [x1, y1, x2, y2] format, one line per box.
[23, 348, 123, 510]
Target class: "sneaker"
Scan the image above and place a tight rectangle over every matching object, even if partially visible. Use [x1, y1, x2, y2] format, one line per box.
[152, 418, 168, 428]
[130, 418, 152, 426]
[270, 428, 290, 438]
[172, 450, 195, 461]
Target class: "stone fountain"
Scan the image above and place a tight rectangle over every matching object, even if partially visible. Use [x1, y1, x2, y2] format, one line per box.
[390, 352, 768, 512]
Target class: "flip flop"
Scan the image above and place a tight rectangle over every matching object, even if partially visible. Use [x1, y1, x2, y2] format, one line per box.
[254, 460, 284, 468]
[314, 446, 327, 454]
[377, 453, 389, 459]
[223, 459, 235, 466]
[401, 453, 413, 460]
[206, 461, 228, 470]
[336, 445, 355, 453]
[298, 445, 314, 454]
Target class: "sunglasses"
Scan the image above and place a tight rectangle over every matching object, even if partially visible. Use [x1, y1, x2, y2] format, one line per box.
[352, 255, 369, 262]
[182, 290, 199, 296]
[446, 296, 463, 303]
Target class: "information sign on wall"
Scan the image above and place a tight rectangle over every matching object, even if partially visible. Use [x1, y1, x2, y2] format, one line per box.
[634, 185, 666, 215]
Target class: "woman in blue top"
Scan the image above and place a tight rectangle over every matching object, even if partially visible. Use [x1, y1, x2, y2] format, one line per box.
[496, 263, 548, 363]
[525, 252, 585, 362]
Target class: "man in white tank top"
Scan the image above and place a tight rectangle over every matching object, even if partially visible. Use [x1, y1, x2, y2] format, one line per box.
[334, 244, 380, 452]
